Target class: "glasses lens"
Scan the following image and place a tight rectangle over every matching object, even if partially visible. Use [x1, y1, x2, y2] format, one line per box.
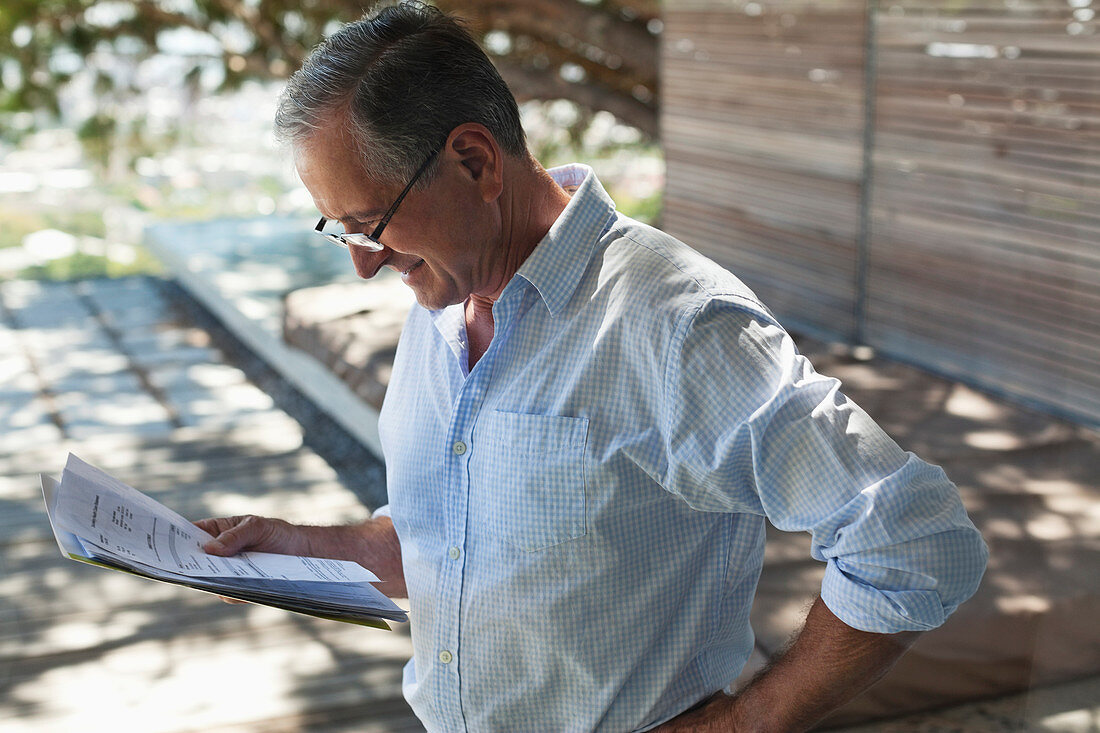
[342, 233, 384, 252]
[314, 222, 383, 252]
[315, 229, 348, 249]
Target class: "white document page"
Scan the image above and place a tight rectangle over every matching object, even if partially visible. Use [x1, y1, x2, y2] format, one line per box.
[52, 454, 379, 583]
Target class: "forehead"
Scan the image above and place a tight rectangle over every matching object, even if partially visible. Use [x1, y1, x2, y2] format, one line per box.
[294, 123, 364, 183]
[294, 126, 389, 218]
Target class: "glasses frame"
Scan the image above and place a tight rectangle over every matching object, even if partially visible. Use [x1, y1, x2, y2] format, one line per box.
[314, 149, 439, 252]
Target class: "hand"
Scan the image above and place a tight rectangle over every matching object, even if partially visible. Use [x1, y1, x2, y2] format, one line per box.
[195, 514, 314, 557]
[192, 515, 315, 605]
[195, 514, 408, 598]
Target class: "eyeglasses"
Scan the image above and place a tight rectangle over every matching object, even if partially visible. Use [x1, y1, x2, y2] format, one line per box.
[314, 149, 439, 252]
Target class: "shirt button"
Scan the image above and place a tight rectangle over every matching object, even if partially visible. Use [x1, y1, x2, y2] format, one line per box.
[452, 441, 467, 456]
[439, 650, 453, 664]
[448, 546, 461, 561]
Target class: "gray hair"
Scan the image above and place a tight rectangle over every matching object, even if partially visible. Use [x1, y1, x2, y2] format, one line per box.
[274, 0, 527, 186]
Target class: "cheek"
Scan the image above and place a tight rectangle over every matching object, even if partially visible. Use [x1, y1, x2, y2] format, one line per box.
[454, 202, 501, 254]
[428, 210, 492, 260]
[404, 193, 500, 268]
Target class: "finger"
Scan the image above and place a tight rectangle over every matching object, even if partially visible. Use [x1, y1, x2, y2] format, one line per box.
[193, 517, 223, 535]
[204, 515, 267, 556]
[194, 516, 244, 537]
[194, 516, 245, 554]
[204, 525, 245, 556]
[196, 512, 250, 554]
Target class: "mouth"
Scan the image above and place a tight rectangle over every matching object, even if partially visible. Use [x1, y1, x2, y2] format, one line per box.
[401, 260, 425, 277]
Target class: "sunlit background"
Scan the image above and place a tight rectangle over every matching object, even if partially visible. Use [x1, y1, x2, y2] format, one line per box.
[0, 0, 662, 288]
[2, 0, 1098, 731]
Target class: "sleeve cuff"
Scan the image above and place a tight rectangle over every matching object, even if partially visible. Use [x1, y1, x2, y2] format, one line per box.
[371, 504, 392, 520]
[820, 560, 947, 633]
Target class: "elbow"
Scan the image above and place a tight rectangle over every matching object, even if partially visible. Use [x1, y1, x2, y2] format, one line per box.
[940, 524, 990, 618]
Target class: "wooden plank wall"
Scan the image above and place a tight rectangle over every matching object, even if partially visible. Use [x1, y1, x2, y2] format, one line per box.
[661, 0, 868, 339]
[866, 0, 1100, 422]
[662, 0, 1100, 425]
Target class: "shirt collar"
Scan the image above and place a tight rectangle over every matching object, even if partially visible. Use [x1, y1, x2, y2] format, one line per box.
[427, 164, 616, 342]
[514, 164, 617, 318]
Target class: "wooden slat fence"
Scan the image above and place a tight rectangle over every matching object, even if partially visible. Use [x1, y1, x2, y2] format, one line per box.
[663, 0, 869, 339]
[866, 0, 1100, 421]
[662, 0, 1100, 425]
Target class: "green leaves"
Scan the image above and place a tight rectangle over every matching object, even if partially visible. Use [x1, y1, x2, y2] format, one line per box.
[1, 0, 660, 162]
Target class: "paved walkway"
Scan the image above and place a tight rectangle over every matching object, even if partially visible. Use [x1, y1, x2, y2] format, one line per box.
[0, 277, 420, 732]
[4, 274, 1099, 732]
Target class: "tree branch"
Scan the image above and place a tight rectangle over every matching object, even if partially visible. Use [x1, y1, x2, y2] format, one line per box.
[496, 60, 657, 138]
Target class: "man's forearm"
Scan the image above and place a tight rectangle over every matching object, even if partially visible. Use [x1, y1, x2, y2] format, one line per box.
[658, 596, 920, 732]
[729, 597, 918, 731]
[303, 517, 407, 598]
[201, 514, 407, 598]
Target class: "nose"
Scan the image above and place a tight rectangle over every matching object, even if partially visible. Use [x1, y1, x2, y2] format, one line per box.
[348, 243, 389, 280]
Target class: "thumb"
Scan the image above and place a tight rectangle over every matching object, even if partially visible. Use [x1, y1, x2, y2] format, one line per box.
[204, 538, 230, 555]
[203, 532, 237, 556]
[202, 518, 259, 556]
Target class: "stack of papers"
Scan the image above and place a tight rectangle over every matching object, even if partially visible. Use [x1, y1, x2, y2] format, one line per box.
[41, 454, 407, 629]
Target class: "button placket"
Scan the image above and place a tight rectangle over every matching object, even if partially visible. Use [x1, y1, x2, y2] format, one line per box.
[435, 372, 484, 703]
[436, 301, 516, 709]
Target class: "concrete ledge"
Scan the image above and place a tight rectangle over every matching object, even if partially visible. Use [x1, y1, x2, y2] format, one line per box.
[143, 228, 387, 462]
[283, 278, 413, 413]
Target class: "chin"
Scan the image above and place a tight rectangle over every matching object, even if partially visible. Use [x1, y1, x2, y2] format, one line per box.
[409, 290, 457, 312]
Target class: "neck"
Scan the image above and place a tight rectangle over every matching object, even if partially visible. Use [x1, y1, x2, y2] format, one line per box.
[464, 156, 571, 371]
[475, 154, 571, 308]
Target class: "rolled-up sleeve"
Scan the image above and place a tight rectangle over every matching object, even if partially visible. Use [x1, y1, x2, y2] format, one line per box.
[662, 297, 989, 633]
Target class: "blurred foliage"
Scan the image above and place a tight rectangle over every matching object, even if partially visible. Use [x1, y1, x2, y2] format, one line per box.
[613, 188, 662, 227]
[0, 0, 661, 159]
[0, 202, 161, 282]
[0, 206, 107, 248]
[75, 112, 118, 167]
[17, 246, 163, 281]
[1, 2, 664, 285]
[0, 208, 48, 249]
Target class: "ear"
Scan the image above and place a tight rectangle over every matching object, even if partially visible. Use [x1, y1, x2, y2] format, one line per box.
[444, 123, 504, 203]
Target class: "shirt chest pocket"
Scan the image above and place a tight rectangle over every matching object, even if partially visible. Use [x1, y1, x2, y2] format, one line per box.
[472, 410, 589, 552]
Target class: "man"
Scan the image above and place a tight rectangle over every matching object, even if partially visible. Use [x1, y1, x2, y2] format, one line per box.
[198, 2, 988, 731]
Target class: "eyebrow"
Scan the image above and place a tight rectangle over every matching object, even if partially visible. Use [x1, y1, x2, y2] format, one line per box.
[337, 208, 387, 221]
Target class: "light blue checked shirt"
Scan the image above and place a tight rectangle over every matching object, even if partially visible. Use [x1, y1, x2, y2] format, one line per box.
[376, 165, 987, 732]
